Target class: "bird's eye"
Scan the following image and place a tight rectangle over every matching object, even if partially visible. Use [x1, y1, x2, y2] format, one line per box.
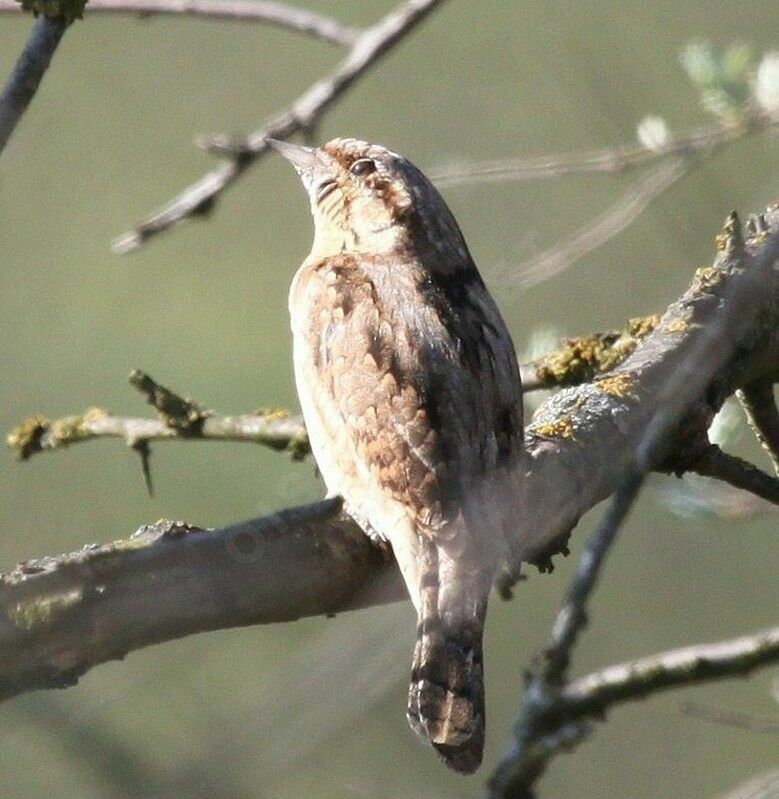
[349, 158, 376, 177]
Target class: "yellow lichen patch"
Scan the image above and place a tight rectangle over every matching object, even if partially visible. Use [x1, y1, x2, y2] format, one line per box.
[626, 314, 659, 338]
[663, 319, 690, 334]
[83, 406, 109, 423]
[533, 416, 575, 440]
[597, 334, 645, 373]
[254, 407, 292, 421]
[53, 407, 108, 439]
[594, 373, 635, 398]
[534, 314, 660, 388]
[107, 534, 156, 552]
[8, 587, 83, 631]
[534, 336, 609, 385]
[692, 265, 723, 293]
[6, 414, 50, 458]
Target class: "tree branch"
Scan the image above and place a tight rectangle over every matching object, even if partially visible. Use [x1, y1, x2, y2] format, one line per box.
[429, 112, 774, 187]
[0, 503, 404, 702]
[3, 206, 779, 709]
[519, 315, 660, 391]
[687, 444, 779, 505]
[0, 0, 358, 46]
[8, 320, 668, 463]
[510, 158, 689, 289]
[483, 627, 779, 794]
[560, 627, 779, 718]
[0, 14, 68, 155]
[6, 405, 308, 461]
[737, 380, 779, 477]
[488, 209, 779, 797]
[112, 0, 448, 253]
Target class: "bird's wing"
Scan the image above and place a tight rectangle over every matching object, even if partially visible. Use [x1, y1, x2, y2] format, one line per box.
[292, 253, 523, 537]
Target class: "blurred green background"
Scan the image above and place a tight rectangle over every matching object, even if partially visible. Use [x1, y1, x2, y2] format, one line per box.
[1, 2, 778, 797]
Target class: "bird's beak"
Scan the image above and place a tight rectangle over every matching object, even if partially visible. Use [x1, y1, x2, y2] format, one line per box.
[266, 138, 335, 194]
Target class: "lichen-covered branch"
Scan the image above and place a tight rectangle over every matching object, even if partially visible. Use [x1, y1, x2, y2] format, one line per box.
[0, 504, 404, 702]
[7, 406, 309, 461]
[489, 207, 779, 798]
[0, 0, 358, 46]
[6, 368, 310, 462]
[8, 325, 665, 464]
[0, 15, 68, 155]
[520, 315, 660, 391]
[112, 0, 448, 253]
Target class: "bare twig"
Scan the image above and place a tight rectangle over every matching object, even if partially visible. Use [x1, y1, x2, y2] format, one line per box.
[430, 115, 771, 187]
[560, 628, 779, 718]
[680, 701, 779, 734]
[540, 471, 645, 687]
[0, 0, 358, 45]
[112, 0, 447, 253]
[0, 15, 68, 155]
[688, 444, 779, 505]
[510, 157, 689, 290]
[738, 381, 779, 477]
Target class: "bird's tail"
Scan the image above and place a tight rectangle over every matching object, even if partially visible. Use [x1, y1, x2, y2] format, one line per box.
[405, 541, 488, 774]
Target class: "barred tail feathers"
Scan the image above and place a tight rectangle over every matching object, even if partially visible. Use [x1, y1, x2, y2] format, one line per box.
[405, 538, 489, 774]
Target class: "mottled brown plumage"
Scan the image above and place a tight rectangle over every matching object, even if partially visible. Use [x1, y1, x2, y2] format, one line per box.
[272, 136, 524, 773]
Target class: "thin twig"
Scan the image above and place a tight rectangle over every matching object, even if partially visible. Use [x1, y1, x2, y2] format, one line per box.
[430, 116, 770, 187]
[0, 0, 358, 45]
[3, 317, 664, 467]
[737, 381, 779, 477]
[680, 701, 779, 734]
[509, 157, 689, 290]
[0, 15, 68, 155]
[112, 0, 447, 253]
[6, 407, 309, 460]
[560, 628, 779, 717]
[689, 444, 779, 505]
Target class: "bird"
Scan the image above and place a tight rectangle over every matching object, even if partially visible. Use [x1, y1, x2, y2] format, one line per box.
[270, 136, 524, 774]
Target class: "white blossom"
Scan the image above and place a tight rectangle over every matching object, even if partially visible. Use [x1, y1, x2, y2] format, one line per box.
[637, 116, 671, 153]
[755, 52, 779, 114]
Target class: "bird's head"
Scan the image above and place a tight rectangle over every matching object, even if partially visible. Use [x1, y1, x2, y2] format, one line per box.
[269, 137, 471, 267]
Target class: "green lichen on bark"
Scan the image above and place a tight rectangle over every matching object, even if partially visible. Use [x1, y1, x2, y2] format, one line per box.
[531, 315, 659, 388]
[16, 0, 87, 23]
[6, 407, 107, 459]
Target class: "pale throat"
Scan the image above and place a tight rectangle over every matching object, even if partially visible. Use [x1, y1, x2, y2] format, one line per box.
[309, 207, 407, 259]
